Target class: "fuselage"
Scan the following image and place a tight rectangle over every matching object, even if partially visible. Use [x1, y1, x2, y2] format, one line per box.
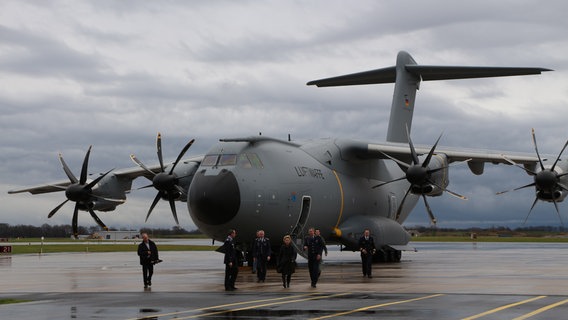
[187, 137, 416, 249]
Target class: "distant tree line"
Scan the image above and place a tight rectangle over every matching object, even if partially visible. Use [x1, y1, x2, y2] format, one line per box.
[407, 225, 567, 234]
[0, 223, 201, 238]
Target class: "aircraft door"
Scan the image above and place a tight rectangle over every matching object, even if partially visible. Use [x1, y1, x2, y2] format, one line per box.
[290, 196, 311, 258]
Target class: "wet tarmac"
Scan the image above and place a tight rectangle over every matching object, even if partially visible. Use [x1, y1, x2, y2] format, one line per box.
[1, 241, 568, 319]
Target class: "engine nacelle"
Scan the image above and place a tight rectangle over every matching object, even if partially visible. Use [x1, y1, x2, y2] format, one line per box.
[413, 153, 449, 197]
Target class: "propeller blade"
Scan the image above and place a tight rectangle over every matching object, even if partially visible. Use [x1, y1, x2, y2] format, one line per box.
[85, 168, 115, 189]
[175, 185, 187, 196]
[58, 154, 78, 184]
[72, 203, 79, 238]
[523, 197, 540, 225]
[496, 182, 536, 195]
[501, 155, 536, 176]
[436, 183, 468, 200]
[169, 139, 195, 175]
[552, 199, 565, 226]
[90, 194, 126, 203]
[157, 133, 165, 172]
[372, 176, 407, 189]
[551, 139, 568, 171]
[79, 146, 92, 185]
[422, 133, 443, 168]
[531, 128, 545, 172]
[48, 199, 69, 218]
[146, 193, 162, 222]
[422, 194, 437, 225]
[406, 126, 420, 165]
[168, 195, 180, 226]
[89, 208, 109, 230]
[378, 151, 411, 170]
[395, 187, 412, 221]
[130, 154, 156, 177]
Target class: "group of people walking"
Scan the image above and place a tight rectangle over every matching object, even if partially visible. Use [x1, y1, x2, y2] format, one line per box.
[223, 226, 376, 291]
[137, 227, 377, 290]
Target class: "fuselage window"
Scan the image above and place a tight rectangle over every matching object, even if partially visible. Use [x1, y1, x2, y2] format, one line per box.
[219, 154, 237, 166]
[202, 155, 219, 167]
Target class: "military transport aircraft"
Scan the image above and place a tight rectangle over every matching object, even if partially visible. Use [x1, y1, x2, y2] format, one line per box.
[9, 51, 561, 262]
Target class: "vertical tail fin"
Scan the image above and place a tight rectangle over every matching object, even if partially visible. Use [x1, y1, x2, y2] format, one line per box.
[307, 51, 550, 143]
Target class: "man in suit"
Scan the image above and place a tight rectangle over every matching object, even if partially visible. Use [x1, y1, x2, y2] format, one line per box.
[358, 228, 376, 278]
[137, 233, 159, 288]
[303, 227, 324, 288]
[253, 230, 271, 282]
[224, 229, 239, 291]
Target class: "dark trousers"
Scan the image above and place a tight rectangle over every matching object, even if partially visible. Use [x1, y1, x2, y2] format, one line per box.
[308, 257, 320, 284]
[281, 273, 292, 287]
[256, 257, 268, 280]
[225, 264, 238, 289]
[361, 253, 373, 276]
[142, 264, 154, 285]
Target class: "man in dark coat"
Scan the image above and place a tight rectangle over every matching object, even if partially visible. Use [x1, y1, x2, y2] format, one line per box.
[358, 228, 376, 278]
[303, 227, 324, 288]
[223, 229, 239, 291]
[137, 233, 159, 288]
[253, 230, 272, 283]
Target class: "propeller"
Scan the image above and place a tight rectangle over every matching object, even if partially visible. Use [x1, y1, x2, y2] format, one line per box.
[130, 133, 195, 225]
[496, 128, 568, 225]
[372, 129, 467, 225]
[48, 146, 117, 238]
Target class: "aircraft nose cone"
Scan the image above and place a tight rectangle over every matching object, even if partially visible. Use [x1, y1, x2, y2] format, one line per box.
[189, 169, 240, 225]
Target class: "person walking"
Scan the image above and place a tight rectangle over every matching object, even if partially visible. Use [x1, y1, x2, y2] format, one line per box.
[253, 230, 271, 282]
[358, 228, 376, 278]
[277, 235, 297, 288]
[303, 227, 324, 288]
[137, 233, 159, 289]
[224, 229, 239, 291]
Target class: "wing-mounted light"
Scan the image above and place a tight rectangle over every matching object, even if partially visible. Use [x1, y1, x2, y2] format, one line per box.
[372, 128, 468, 225]
[130, 133, 195, 225]
[47, 146, 123, 238]
[497, 128, 568, 225]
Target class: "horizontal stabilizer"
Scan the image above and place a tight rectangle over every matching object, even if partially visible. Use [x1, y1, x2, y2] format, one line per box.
[307, 65, 551, 87]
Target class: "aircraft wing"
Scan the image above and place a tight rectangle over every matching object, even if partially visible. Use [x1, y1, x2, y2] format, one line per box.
[7, 155, 204, 195]
[337, 139, 539, 175]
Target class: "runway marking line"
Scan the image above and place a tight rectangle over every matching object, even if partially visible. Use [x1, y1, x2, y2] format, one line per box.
[309, 293, 445, 319]
[127, 292, 349, 320]
[512, 297, 568, 320]
[461, 295, 546, 320]
[175, 292, 352, 320]
[125, 292, 319, 320]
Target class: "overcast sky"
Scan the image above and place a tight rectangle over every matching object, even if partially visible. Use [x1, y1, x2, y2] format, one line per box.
[2, 0, 568, 231]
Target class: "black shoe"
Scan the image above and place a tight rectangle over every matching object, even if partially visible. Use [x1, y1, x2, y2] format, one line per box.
[144, 285, 148, 289]
[231, 287, 238, 290]
[368, 275, 373, 278]
[225, 287, 233, 291]
[148, 281, 152, 286]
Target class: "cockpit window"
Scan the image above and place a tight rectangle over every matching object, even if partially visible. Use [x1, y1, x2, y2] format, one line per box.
[238, 153, 263, 169]
[238, 154, 252, 168]
[201, 155, 219, 166]
[219, 154, 237, 166]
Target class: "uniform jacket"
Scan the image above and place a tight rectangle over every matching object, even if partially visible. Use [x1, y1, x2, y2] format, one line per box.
[358, 235, 376, 255]
[223, 235, 238, 265]
[303, 235, 324, 258]
[253, 237, 272, 258]
[137, 239, 159, 265]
